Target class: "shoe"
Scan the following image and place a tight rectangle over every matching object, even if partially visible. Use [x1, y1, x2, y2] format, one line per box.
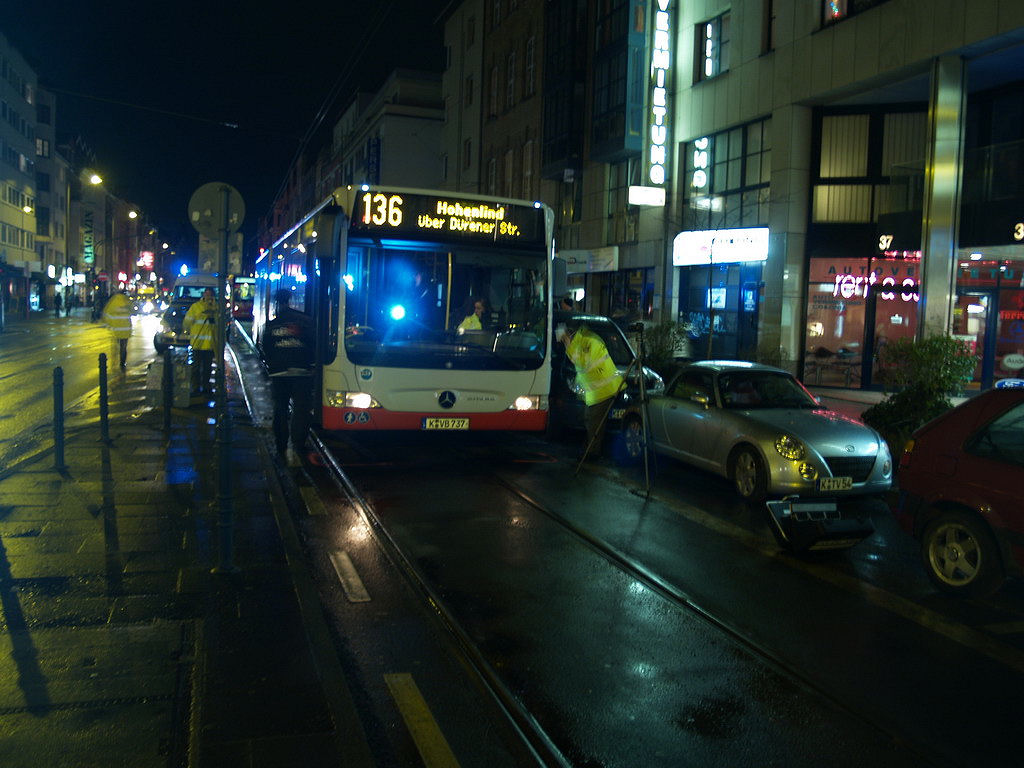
[285, 448, 301, 467]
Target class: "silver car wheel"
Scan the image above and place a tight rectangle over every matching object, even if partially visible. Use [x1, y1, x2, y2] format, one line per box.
[732, 447, 766, 501]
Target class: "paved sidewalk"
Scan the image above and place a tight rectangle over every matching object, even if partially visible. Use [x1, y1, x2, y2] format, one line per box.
[0, 345, 372, 767]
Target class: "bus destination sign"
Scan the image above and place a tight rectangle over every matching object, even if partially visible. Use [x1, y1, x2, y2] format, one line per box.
[351, 190, 545, 246]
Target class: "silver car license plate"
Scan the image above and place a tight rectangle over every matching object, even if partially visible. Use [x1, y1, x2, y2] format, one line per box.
[818, 476, 853, 492]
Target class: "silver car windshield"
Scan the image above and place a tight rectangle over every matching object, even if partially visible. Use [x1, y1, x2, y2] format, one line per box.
[718, 371, 818, 410]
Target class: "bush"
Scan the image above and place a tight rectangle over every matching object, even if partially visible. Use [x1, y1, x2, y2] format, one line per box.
[862, 335, 976, 451]
[641, 320, 689, 378]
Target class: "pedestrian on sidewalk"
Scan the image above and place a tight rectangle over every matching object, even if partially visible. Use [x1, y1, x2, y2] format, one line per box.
[262, 288, 314, 457]
[54, 292, 63, 317]
[182, 287, 218, 395]
[101, 289, 133, 369]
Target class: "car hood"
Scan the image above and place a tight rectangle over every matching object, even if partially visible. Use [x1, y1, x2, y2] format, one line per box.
[742, 408, 885, 452]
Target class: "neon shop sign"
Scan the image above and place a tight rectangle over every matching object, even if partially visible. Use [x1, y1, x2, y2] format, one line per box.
[833, 271, 919, 302]
[647, 1, 672, 186]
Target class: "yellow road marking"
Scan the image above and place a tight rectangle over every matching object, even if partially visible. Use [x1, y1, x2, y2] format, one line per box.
[299, 485, 326, 516]
[384, 673, 460, 768]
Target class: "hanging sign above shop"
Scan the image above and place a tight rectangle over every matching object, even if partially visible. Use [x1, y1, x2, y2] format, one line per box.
[673, 227, 769, 266]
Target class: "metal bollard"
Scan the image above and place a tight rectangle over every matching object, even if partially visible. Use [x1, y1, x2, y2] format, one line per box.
[162, 348, 172, 432]
[99, 353, 110, 443]
[53, 366, 66, 471]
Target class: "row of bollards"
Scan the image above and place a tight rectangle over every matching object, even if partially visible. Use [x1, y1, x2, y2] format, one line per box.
[51, 349, 235, 573]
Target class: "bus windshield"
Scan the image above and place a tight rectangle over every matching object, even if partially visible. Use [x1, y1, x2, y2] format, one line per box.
[343, 241, 548, 371]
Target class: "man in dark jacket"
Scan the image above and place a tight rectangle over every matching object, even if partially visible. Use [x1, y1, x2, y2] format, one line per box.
[262, 289, 315, 457]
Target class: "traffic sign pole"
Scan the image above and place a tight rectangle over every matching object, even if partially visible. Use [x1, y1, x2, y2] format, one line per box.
[189, 182, 245, 574]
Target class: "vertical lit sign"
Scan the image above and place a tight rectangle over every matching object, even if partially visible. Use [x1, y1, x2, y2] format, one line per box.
[647, 0, 672, 186]
[83, 210, 95, 265]
[691, 136, 710, 190]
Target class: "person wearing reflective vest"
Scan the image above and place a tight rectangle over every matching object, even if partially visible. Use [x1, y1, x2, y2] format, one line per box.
[182, 288, 219, 395]
[557, 322, 625, 461]
[101, 290, 134, 369]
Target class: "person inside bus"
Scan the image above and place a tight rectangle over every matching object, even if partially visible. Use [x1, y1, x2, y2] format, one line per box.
[457, 297, 486, 333]
[263, 288, 315, 459]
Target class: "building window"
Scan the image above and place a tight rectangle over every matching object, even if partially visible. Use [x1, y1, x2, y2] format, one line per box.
[492, 0, 501, 28]
[464, 75, 474, 107]
[463, 139, 473, 169]
[487, 157, 497, 194]
[522, 140, 534, 198]
[696, 13, 730, 81]
[503, 149, 516, 197]
[823, 0, 848, 25]
[441, 152, 448, 181]
[525, 37, 536, 97]
[822, 0, 892, 26]
[506, 51, 517, 109]
[763, 0, 776, 53]
[683, 118, 772, 231]
[37, 171, 50, 192]
[489, 66, 499, 117]
[466, 16, 475, 48]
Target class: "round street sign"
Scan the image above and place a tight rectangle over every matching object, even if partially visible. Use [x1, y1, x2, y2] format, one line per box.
[188, 182, 245, 238]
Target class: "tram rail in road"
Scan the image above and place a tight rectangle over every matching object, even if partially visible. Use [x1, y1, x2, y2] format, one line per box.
[307, 431, 961, 768]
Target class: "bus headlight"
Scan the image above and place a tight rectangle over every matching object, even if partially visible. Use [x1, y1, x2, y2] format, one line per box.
[509, 395, 546, 411]
[326, 390, 381, 409]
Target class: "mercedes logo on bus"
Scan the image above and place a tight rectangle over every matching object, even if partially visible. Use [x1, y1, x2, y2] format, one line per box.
[438, 391, 457, 409]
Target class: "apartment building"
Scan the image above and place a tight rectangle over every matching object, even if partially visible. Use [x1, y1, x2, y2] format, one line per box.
[0, 30, 38, 317]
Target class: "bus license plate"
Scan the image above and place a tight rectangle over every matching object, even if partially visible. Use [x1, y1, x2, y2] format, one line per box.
[818, 476, 853, 492]
[422, 417, 470, 430]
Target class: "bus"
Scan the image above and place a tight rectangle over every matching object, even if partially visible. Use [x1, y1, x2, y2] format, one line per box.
[231, 275, 255, 320]
[253, 185, 556, 432]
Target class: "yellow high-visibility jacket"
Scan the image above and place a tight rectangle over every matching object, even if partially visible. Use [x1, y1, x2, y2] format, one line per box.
[566, 326, 625, 405]
[182, 297, 218, 351]
[101, 293, 133, 339]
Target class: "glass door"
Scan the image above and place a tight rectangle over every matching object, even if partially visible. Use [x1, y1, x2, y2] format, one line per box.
[953, 292, 993, 389]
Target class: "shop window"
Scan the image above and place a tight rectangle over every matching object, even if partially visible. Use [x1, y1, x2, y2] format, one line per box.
[804, 255, 920, 387]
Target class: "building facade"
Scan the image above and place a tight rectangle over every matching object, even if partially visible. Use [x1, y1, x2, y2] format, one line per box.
[0, 31, 38, 320]
[670, 0, 1024, 391]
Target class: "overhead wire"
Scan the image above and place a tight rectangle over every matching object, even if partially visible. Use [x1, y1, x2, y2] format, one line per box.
[266, 0, 397, 223]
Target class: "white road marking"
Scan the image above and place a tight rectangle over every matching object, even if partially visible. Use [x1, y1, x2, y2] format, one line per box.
[329, 550, 371, 603]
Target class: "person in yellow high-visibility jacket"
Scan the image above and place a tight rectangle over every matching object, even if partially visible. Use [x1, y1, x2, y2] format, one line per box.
[182, 288, 219, 395]
[101, 290, 134, 369]
[557, 322, 625, 462]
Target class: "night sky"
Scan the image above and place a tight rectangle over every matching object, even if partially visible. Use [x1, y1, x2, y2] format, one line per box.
[5, 1, 445, 253]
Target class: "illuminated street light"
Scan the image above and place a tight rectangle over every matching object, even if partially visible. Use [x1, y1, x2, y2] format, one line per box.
[88, 173, 103, 185]
[128, 210, 138, 219]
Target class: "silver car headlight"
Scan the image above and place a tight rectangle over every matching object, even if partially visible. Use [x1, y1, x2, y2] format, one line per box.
[775, 435, 805, 461]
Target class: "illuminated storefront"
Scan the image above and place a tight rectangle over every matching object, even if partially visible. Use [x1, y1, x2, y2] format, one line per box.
[804, 253, 920, 388]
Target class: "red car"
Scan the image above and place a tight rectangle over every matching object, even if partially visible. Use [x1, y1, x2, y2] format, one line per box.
[897, 388, 1024, 596]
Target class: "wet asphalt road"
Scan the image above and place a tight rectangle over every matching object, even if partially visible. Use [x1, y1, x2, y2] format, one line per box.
[299, 425, 1023, 768]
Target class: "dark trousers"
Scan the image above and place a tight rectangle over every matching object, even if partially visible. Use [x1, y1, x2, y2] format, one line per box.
[117, 338, 128, 368]
[582, 396, 615, 460]
[271, 376, 314, 453]
[193, 349, 214, 393]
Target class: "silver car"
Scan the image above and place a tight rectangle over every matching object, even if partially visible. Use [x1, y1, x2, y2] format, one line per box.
[622, 360, 892, 501]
